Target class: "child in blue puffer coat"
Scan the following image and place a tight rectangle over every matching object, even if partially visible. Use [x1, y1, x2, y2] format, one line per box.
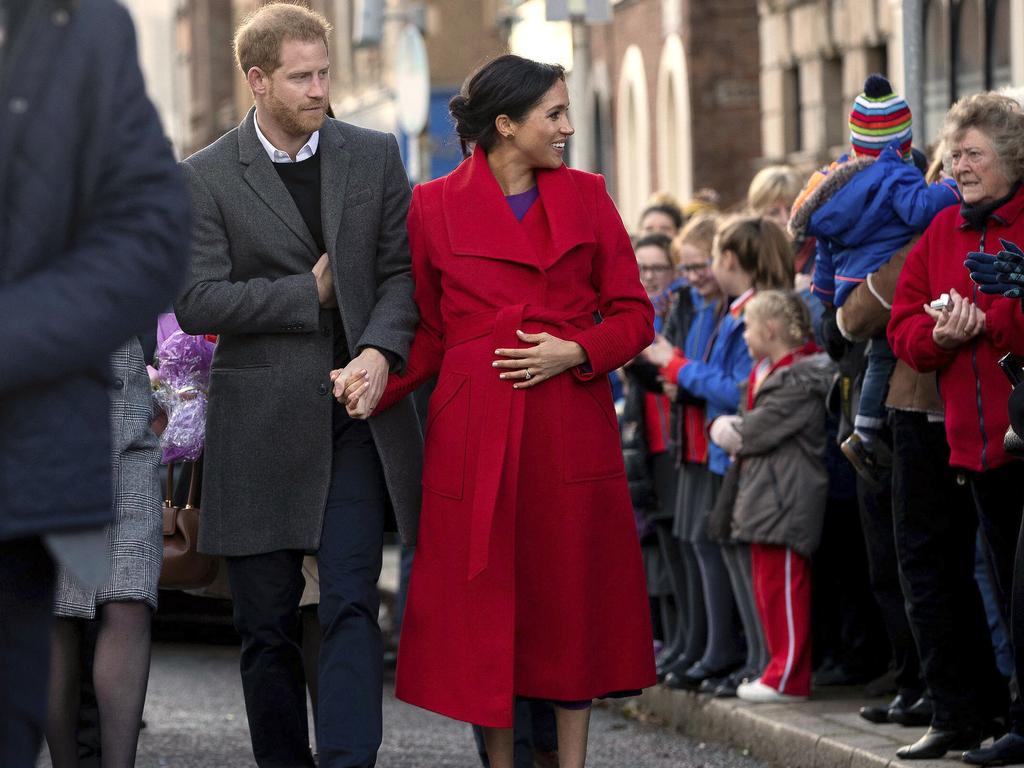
[788, 74, 960, 483]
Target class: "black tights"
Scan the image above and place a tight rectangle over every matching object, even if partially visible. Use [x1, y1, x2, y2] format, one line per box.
[46, 602, 152, 768]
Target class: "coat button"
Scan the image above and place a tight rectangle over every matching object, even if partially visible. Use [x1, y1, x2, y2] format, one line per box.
[318, 383, 328, 395]
[112, 378, 124, 390]
[52, 8, 70, 25]
[9, 98, 28, 114]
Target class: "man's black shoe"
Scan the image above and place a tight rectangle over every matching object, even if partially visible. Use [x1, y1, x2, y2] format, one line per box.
[963, 733, 1024, 766]
[859, 693, 920, 725]
[896, 726, 984, 760]
[887, 694, 932, 727]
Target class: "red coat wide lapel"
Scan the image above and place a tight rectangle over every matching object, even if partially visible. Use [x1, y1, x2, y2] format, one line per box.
[443, 145, 596, 270]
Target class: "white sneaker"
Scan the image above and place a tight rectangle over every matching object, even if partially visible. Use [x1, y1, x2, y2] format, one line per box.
[736, 678, 808, 703]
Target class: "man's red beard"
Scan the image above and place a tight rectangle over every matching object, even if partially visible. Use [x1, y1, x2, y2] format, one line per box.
[266, 86, 326, 136]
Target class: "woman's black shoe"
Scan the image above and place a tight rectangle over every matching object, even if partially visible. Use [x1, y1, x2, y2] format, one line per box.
[963, 733, 1024, 766]
[657, 654, 696, 683]
[667, 660, 741, 691]
[713, 669, 756, 699]
[663, 671, 688, 690]
[896, 726, 984, 760]
[859, 692, 925, 725]
[655, 643, 685, 673]
[713, 678, 739, 698]
[887, 695, 933, 727]
[698, 675, 728, 694]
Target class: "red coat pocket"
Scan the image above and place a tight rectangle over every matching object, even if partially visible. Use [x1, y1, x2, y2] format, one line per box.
[423, 372, 471, 499]
[561, 374, 626, 483]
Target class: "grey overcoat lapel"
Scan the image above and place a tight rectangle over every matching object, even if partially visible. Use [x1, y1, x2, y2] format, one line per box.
[319, 118, 351, 260]
[237, 108, 319, 257]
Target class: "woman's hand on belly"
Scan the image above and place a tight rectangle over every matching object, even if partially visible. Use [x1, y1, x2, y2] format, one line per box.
[492, 330, 587, 389]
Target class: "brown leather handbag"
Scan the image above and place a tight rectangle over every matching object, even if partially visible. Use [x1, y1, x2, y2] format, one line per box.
[159, 462, 218, 589]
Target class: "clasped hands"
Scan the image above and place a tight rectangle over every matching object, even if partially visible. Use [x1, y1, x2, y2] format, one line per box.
[331, 348, 389, 420]
[922, 287, 986, 350]
[333, 330, 587, 419]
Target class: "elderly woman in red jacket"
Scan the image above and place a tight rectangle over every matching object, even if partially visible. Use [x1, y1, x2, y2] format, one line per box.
[338, 55, 656, 767]
[887, 92, 1024, 761]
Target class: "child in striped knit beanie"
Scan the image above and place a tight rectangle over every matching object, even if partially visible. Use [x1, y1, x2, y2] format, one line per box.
[788, 74, 960, 485]
[849, 74, 913, 159]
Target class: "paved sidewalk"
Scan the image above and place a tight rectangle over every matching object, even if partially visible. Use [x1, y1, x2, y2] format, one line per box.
[629, 685, 965, 768]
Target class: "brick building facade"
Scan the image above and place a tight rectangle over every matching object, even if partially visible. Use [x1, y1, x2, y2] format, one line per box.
[555, 0, 762, 229]
[758, 0, 1024, 173]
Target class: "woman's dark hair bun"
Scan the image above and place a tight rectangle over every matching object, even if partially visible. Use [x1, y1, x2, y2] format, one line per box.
[450, 54, 565, 157]
[448, 94, 470, 121]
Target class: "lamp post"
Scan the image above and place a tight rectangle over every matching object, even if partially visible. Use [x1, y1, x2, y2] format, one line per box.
[902, 0, 923, 134]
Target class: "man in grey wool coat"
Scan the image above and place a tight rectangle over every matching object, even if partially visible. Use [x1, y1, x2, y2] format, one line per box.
[175, 5, 423, 767]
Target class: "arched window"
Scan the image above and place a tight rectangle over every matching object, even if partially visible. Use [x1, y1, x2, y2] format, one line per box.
[616, 45, 651, 231]
[923, 0, 951, 142]
[655, 35, 693, 202]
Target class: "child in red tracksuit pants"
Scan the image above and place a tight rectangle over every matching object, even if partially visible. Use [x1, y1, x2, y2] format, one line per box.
[709, 291, 835, 702]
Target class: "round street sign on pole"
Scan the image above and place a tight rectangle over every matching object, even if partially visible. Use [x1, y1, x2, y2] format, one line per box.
[395, 23, 430, 137]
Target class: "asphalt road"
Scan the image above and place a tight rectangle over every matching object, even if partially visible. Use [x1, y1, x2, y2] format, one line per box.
[37, 640, 767, 768]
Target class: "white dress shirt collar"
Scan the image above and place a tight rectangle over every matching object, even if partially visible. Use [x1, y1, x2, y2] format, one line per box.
[254, 111, 319, 163]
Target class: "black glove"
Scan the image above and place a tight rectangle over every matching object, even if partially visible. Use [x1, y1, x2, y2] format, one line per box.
[965, 238, 1024, 299]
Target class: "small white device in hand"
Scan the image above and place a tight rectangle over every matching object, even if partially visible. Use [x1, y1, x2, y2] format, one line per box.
[930, 293, 951, 311]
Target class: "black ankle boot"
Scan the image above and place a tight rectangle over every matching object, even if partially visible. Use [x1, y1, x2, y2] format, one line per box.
[896, 726, 984, 760]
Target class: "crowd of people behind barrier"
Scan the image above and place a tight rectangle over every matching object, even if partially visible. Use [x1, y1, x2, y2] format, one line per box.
[622, 75, 1024, 765]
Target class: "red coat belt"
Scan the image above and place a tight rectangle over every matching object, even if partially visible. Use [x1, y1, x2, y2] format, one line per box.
[444, 304, 594, 579]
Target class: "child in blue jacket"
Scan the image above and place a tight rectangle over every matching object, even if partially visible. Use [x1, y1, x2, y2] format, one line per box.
[788, 74, 960, 482]
[645, 216, 797, 693]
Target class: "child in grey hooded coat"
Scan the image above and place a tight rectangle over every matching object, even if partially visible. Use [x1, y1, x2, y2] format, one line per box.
[710, 291, 835, 704]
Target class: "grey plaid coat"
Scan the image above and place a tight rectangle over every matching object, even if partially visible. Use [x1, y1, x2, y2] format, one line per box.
[54, 339, 163, 618]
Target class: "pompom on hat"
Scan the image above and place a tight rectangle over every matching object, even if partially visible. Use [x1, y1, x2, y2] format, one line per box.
[849, 74, 913, 160]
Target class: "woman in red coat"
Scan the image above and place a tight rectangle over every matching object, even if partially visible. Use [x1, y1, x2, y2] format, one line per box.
[338, 55, 656, 766]
[886, 92, 1024, 760]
